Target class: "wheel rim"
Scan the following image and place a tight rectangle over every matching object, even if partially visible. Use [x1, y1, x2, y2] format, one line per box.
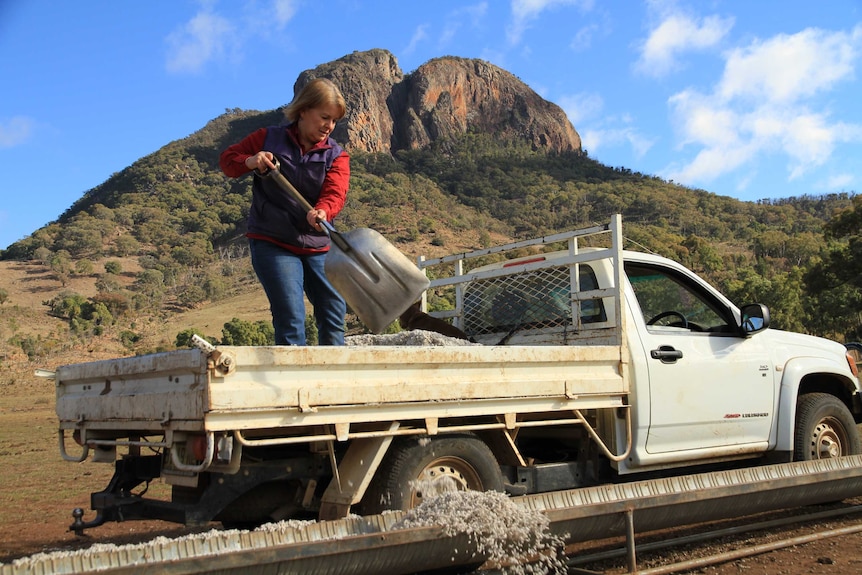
[809, 418, 848, 459]
[409, 456, 483, 507]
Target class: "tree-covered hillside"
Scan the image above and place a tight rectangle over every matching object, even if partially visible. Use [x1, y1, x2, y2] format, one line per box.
[1, 108, 860, 356]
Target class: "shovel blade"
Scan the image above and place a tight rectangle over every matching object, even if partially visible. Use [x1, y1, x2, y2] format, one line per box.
[324, 228, 430, 334]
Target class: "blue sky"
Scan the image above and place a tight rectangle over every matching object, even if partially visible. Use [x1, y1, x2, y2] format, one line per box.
[1, 0, 861, 250]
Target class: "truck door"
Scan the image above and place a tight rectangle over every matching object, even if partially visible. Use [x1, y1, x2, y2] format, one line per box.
[625, 262, 774, 456]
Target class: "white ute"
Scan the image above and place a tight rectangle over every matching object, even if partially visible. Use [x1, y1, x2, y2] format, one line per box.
[52, 214, 862, 532]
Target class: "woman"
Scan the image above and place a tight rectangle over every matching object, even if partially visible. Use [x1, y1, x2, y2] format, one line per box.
[219, 78, 349, 345]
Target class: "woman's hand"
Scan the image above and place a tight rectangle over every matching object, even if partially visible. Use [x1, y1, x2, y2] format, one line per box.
[307, 209, 328, 231]
[245, 151, 276, 173]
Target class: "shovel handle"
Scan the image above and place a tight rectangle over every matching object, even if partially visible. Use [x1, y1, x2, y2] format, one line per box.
[258, 159, 347, 249]
[258, 159, 314, 212]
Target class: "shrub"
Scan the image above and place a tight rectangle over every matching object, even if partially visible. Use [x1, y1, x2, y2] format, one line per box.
[175, 328, 216, 348]
[221, 317, 275, 346]
[119, 330, 141, 349]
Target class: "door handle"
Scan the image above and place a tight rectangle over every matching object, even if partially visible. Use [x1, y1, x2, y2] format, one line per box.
[651, 346, 683, 364]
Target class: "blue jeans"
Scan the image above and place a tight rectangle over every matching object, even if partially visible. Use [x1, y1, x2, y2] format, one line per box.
[249, 239, 346, 345]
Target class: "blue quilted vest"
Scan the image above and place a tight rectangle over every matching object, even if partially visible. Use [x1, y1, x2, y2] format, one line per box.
[248, 124, 344, 249]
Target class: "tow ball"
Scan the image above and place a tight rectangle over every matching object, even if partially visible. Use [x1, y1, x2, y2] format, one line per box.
[70, 508, 106, 536]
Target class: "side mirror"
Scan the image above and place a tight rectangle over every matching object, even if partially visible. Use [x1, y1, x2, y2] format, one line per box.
[740, 303, 770, 335]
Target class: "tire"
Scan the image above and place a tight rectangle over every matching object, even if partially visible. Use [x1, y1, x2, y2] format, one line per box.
[793, 393, 861, 461]
[360, 433, 504, 515]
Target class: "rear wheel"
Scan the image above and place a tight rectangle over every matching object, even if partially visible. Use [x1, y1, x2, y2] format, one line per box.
[360, 433, 504, 515]
[793, 393, 861, 460]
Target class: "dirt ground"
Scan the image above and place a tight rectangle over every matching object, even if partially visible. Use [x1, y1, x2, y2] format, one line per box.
[0, 383, 210, 563]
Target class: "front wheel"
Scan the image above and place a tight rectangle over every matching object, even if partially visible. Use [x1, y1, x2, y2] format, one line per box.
[360, 434, 504, 515]
[793, 393, 861, 460]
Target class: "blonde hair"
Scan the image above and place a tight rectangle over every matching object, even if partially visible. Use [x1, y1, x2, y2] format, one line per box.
[285, 78, 346, 122]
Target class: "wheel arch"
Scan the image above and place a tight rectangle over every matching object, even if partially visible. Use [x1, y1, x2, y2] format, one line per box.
[774, 360, 861, 452]
[793, 392, 862, 460]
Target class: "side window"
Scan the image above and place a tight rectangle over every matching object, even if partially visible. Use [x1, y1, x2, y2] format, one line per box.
[625, 263, 734, 333]
[578, 264, 607, 324]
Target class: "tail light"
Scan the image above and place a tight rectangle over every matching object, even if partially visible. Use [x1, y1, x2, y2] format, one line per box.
[187, 433, 233, 463]
[188, 434, 211, 461]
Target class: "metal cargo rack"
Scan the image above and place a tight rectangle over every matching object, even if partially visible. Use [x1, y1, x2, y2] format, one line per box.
[417, 215, 626, 347]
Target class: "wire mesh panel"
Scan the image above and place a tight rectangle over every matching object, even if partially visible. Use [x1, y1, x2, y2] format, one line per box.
[463, 264, 607, 337]
[420, 217, 624, 347]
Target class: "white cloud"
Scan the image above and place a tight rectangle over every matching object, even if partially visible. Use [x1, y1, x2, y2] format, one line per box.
[734, 171, 756, 195]
[457, 2, 489, 27]
[825, 173, 855, 190]
[719, 27, 860, 103]
[667, 138, 755, 182]
[439, 21, 459, 47]
[668, 89, 740, 148]
[272, 0, 298, 29]
[163, 1, 298, 74]
[636, 13, 733, 77]
[165, 9, 235, 74]
[439, 3, 488, 48]
[0, 116, 34, 148]
[507, 0, 594, 45]
[558, 92, 603, 125]
[581, 125, 654, 160]
[665, 25, 862, 187]
[403, 24, 429, 56]
[570, 24, 599, 52]
[531, 81, 549, 98]
[782, 113, 838, 180]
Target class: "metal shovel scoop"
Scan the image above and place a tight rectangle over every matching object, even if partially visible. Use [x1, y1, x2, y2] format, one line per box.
[261, 161, 429, 333]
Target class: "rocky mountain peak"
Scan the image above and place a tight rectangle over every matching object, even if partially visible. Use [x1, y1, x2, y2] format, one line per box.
[294, 49, 581, 154]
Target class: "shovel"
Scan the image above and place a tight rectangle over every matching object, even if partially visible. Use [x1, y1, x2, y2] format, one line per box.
[261, 161, 430, 334]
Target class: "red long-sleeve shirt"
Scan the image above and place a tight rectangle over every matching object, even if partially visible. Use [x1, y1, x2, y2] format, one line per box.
[219, 126, 350, 221]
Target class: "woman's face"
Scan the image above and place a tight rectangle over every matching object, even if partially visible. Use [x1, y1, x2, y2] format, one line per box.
[298, 103, 341, 147]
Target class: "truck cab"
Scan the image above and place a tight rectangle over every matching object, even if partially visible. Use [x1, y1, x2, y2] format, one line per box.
[449, 241, 862, 475]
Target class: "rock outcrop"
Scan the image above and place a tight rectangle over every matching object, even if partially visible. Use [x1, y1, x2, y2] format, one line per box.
[293, 49, 581, 155]
[296, 50, 403, 154]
